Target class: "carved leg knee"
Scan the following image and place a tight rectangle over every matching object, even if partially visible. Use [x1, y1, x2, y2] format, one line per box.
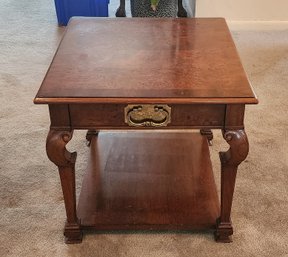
[86, 130, 99, 146]
[200, 129, 213, 145]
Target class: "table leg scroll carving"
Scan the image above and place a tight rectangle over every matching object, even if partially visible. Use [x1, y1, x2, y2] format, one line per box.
[200, 129, 213, 145]
[46, 130, 82, 244]
[86, 130, 99, 147]
[215, 129, 249, 243]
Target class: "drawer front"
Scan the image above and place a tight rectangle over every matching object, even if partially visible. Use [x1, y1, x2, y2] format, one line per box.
[69, 104, 225, 129]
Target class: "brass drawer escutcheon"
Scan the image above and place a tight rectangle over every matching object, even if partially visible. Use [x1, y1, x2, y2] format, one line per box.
[124, 104, 171, 127]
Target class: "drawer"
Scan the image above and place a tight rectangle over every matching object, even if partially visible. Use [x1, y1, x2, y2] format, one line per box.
[69, 103, 225, 129]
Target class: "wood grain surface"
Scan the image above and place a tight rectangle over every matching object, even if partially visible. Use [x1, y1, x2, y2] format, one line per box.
[34, 18, 258, 104]
[77, 132, 220, 230]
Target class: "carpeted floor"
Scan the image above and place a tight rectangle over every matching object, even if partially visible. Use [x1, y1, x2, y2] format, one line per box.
[0, 0, 288, 256]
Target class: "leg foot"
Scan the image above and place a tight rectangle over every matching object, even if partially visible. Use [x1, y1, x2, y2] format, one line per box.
[215, 219, 233, 243]
[116, 7, 126, 17]
[177, 0, 188, 17]
[177, 8, 188, 17]
[116, 0, 126, 17]
[64, 221, 83, 244]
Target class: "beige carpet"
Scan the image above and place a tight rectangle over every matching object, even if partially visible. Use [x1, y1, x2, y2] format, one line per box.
[0, 0, 288, 256]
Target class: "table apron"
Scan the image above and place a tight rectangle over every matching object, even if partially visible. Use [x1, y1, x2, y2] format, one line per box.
[72, 103, 226, 129]
[48, 103, 245, 130]
[49, 104, 245, 130]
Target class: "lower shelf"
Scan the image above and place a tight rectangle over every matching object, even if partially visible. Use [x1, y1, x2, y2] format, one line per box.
[77, 131, 220, 230]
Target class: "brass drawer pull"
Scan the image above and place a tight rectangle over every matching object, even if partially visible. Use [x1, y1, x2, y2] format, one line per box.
[124, 104, 171, 127]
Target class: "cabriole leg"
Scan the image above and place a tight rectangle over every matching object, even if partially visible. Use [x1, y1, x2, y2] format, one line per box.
[215, 129, 249, 243]
[46, 129, 82, 244]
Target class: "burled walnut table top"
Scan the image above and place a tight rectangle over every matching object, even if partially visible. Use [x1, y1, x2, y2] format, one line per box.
[34, 17, 257, 105]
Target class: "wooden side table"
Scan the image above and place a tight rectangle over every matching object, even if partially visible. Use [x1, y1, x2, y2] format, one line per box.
[34, 18, 258, 244]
